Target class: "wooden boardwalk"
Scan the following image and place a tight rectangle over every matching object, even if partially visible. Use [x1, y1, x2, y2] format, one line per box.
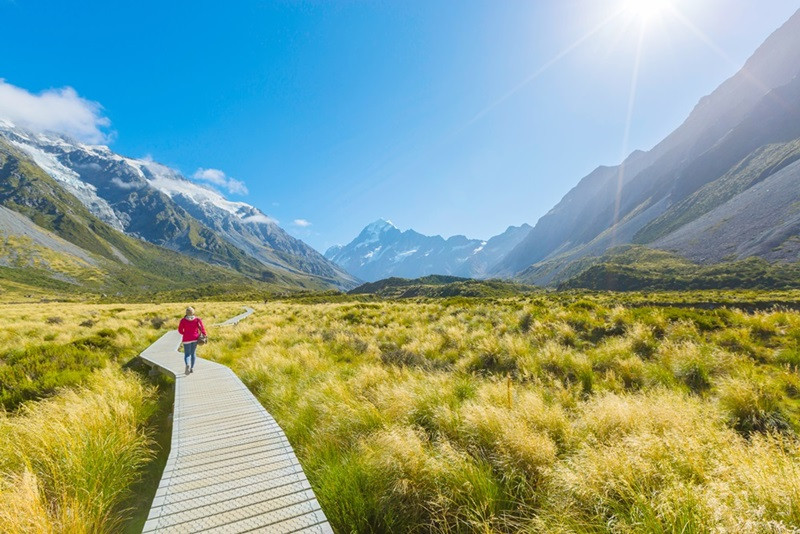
[139, 308, 332, 533]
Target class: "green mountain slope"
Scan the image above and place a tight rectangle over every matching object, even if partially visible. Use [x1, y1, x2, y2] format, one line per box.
[349, 275, 537, 298]
[0, 140, 327, 296]
[558, 246, 800, 291]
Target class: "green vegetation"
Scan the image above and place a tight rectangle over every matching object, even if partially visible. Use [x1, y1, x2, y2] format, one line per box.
[559, 245, 800, 291]
[0, 302, 243, 410]
[197, 294, 800, 533]
[350, 274, 538, 298]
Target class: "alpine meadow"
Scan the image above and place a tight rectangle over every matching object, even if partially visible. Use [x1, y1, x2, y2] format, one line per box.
[2, 1, 800, 534]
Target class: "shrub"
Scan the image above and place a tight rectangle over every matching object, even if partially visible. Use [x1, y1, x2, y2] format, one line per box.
[467, 352, 517, 375]
[380, 346, 427, 368]
[518, 312, 533, 333]
[149, 316, 168, 329]
[717, 378, 792, 435]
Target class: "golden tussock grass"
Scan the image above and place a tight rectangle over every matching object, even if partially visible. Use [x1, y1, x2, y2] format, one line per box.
[0, 368, 156, 533]
[200, 296, 800, 533]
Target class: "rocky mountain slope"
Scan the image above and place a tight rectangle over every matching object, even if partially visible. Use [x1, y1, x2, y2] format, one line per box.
[325, 219, 531, 282]
[0, 121, 358, 289]
[495, 8, 800, 284]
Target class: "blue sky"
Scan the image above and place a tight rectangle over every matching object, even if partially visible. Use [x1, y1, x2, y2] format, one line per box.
[1, 0, 798, 252]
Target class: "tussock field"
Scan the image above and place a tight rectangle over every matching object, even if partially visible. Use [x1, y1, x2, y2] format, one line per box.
[1, 295, 799, 533]
[0, 302, 243, 533]
[199, 294, 800, 533]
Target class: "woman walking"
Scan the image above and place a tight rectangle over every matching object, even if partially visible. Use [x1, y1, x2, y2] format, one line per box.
[178, 307, 207, 374]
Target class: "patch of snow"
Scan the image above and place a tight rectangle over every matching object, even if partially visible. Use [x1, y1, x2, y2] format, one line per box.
[361, 219, 398, 244]
[392, 249, 418, 262]
[8, 139, 126, 231]
[472, 241, 487, 254]
[364, 246, 382, 259]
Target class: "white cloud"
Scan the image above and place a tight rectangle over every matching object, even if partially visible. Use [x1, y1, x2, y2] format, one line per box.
[192, 167, 248, 195]
[111, 177, 143, 190]
[242, 214, 278, 225]
[293, 219, 312, 227]
[0, 79, 111, 143]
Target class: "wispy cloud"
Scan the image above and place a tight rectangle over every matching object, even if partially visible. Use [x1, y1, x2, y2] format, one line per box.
[192, 167, 248, 195]
[292, 219, 312, 227]
[242, 214, 278, 225]
[0, 80, 112, 144]
[111, 177, 143, 190]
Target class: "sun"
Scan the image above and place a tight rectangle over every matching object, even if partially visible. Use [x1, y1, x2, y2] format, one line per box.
[623, 0, 672, 22]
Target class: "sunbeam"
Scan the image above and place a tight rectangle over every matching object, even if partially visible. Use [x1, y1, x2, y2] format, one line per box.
[351, 7, 632, 203]
[464, 8, 627, 128]
[612, 22, 647, 243]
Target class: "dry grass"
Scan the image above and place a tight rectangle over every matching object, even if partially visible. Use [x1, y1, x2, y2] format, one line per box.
[2, 296, 799, 532]
[200, 296, 800, 533]
[0, 368, 156, 533]
[0, 301, 243, 533]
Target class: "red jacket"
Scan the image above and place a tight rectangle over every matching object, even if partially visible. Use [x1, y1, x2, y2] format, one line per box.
[178, 316, 207, 343]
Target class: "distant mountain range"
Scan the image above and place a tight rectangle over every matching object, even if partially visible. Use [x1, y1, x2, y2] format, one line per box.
[331, 9, 800, 287]
[0, 122, 358, 296]
[324, 219, 531, 282]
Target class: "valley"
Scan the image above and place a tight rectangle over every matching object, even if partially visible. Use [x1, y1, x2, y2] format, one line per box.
[2, 3, 800, 534]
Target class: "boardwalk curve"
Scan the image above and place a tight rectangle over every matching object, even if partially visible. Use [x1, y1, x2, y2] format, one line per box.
[139, 308, 332, 533]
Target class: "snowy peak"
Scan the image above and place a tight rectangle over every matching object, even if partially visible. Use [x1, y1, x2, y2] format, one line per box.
[366, 218, 398, 231]
[326, 220, 531, 282]
[358, 218, 400, 241]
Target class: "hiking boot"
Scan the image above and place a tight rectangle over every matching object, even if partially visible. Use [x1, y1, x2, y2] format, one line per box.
[185, 364, 190, 374]
[190, 367, 194, 374]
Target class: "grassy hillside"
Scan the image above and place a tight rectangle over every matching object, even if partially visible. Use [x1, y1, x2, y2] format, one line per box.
[350, 275, 538, 298]
[0, 140, 328, 297]
[558, 246, 800, 291]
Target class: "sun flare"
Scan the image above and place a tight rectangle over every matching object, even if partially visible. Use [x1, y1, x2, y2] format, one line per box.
[623, 0, 672, 22]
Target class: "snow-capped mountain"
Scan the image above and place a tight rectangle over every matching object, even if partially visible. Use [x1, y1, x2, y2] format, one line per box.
[0, 121, 358, 288]
[325, 219, 531, 282]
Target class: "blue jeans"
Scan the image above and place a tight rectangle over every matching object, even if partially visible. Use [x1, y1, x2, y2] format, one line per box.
[184, 341, 197, 368]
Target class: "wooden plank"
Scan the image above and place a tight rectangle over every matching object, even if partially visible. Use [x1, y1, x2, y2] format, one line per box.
[139, 310, 331, 534]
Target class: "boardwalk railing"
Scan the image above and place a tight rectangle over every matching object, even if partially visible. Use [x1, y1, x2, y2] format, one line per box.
[139, 308, 332, 533]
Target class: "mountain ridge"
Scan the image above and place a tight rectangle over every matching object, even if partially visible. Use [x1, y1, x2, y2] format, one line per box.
[493, 7, 800, 284]
[0, 121, 358, 290]
[0, 138, 328, 296]
[325, 219, 531, 282]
